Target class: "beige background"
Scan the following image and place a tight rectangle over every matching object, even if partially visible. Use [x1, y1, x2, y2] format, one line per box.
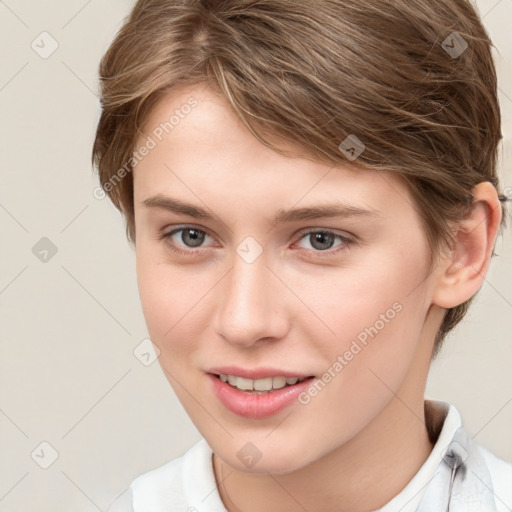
[0, 1, 510, 510]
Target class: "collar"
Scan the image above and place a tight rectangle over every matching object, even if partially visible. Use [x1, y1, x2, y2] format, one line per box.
[416, 400, 498, 511]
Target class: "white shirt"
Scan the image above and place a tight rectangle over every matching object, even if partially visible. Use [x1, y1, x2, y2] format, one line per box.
[108, 400, 512, 511]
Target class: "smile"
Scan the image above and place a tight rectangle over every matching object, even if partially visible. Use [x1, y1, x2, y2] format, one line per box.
[207, 368, 315, 419]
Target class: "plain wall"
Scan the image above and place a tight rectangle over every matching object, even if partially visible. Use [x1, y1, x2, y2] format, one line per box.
[0, 1, 510, 510]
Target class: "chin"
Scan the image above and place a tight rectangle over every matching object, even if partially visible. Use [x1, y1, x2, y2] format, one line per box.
[209, 432, 322, 475]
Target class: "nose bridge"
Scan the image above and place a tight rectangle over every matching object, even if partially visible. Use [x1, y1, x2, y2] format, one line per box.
[214, 250, 286, 346]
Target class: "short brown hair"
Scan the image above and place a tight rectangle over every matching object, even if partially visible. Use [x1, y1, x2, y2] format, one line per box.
[92, 0, 508, 356]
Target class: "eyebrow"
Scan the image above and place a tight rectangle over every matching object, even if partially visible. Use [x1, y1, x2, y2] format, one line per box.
[141, 194, 382, 225]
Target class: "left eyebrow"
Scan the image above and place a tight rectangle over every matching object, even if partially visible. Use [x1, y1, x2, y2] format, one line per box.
[272, 203, 382, 225]
[140, 194, 382, 225]
[141, 195, 215, 220]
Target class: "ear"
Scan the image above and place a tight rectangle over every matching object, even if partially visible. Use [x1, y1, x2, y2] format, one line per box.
[432, 181, 503, 309]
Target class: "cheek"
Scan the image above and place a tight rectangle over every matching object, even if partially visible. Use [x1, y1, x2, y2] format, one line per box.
[135, 245, 217, 369]
[136, 248, 185, 348]
[297, 246, 430, 432]
[298, 243, 428, 355]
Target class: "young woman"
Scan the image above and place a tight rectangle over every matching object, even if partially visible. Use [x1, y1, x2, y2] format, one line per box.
[93, 1, 512, 510]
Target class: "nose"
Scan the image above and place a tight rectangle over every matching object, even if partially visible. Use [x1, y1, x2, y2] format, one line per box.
[213, 253, 290, 348]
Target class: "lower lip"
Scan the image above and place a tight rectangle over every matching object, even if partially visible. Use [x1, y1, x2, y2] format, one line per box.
[208, 374, 315, 419]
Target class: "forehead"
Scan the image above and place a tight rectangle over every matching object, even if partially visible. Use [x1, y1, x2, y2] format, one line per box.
[133, 84, 416, 220]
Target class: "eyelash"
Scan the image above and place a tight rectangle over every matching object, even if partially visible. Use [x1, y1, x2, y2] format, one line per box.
[158, 225, 355, 258]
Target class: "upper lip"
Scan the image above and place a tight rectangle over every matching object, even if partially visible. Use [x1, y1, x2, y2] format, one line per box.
[208, 366, 313, 380]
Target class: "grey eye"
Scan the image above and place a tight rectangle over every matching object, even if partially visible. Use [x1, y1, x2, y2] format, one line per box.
[297, 231, 345, 252]
[178, 228, 206, 248]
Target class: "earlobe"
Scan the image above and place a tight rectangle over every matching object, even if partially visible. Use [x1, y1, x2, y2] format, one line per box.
[432, 182, 502, 309]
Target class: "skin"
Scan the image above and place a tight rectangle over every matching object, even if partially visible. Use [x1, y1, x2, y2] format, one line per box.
[132, 83, 502, 512]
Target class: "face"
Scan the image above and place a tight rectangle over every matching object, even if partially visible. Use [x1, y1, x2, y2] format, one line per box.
[133, 84, 437, 474]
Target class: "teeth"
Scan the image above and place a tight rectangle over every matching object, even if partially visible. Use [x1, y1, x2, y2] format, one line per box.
[236, 377, 254, 391]
[218, 374, 306, 392]
[272, 376, 287, 389]
[254, 378, 272, 391]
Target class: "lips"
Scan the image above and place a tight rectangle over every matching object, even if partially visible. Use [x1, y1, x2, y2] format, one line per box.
[207, 366, 315, 419]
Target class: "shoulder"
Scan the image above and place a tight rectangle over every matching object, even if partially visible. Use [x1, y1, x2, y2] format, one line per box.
[129, 438, 224, 512]
[130, 454, 185, 508]
[129, 452, 188, 511]
[477, 444, 512, 512]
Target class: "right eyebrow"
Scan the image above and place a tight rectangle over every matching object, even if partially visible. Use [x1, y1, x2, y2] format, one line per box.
[141, 195, 215, 220]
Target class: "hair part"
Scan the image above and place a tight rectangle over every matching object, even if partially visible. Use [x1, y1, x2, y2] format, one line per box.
[92, 0, 508, 357]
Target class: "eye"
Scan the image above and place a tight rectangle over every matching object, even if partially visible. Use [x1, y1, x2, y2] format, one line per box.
[159, 226, 354, 257]
[295, 230, 353, 255]
[159, 226, 215, 254]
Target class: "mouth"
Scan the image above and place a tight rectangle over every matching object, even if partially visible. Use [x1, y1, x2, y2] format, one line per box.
[207, 367, 316, 419]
